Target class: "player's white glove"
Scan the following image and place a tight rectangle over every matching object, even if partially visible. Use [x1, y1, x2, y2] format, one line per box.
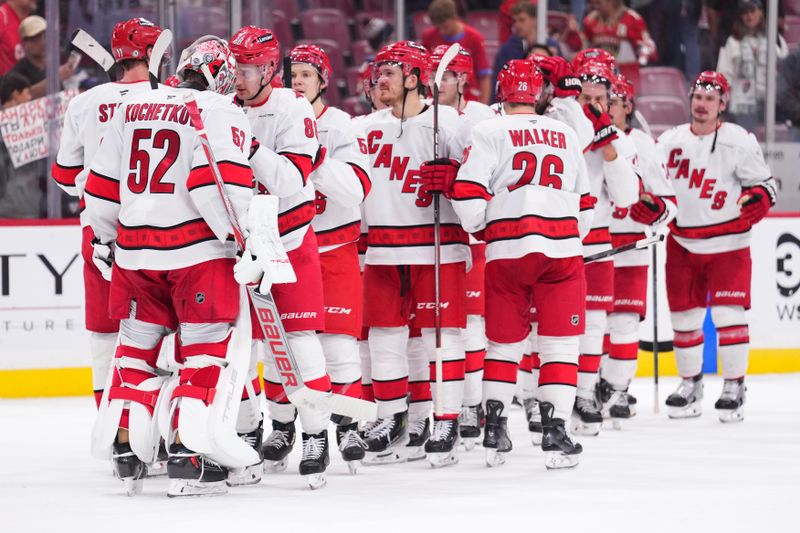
[233, 195, 296, 294]
[91, 238, 114, 282]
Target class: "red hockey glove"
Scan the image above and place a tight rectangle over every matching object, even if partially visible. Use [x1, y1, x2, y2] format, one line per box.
[420, 158, 460, 197]
[630, 193, 668, 225]
[311, 146, 327, 172]
[583, 103, 618, 149]
[738, 186, 772, 225]
[537, 56, 581, 98]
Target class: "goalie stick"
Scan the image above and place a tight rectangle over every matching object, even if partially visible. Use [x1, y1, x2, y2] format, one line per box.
[182, 93, 378, 422]
[431, 42, 461, 418]
[583, 233, 664, 263]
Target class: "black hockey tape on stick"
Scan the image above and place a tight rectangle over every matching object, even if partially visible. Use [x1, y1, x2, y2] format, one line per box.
[282, 56, 291, 89]
[583, 233, 664, 263]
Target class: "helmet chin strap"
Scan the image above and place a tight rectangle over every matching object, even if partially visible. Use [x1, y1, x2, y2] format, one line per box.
[308, 78, 326, 106]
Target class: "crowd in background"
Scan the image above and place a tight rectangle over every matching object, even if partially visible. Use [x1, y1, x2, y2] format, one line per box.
[1, 0, 800, 218]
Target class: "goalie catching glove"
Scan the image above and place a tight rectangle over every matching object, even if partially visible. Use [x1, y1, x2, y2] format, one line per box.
[233, 195, 296, 294]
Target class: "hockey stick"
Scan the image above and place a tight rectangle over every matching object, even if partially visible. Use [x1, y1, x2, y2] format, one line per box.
[431, 43, 460, 418]
[583, 234, 664, 263]
[70, 29, 115, 77]
[183, 94, 377, 421]
[652, 234, 660, 413]
[148, 29, 172, 89]
[634, 109, 653, 138]
[282, 56, 291, 89]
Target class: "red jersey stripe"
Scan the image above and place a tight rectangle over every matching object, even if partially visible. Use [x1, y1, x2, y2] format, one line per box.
[85, 171, 121, 204]
[485, 215, 579, 243]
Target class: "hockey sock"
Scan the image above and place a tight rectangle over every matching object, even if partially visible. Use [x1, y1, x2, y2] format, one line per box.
[671, 308, 706, 377]
[462, 315, 486, 407]
[369, 326, 410, 418]
[711, 306, 749, 379]
[320, 333, 363, 399]
[605, 312, 640, 390]
[423, 327, 466, 420]
[482, 339, 527, 410]
[537, 336, 580, 421]
[408, 334, 432, 421]
[359, 338, 374, 402]
[577, 310, 607, 399]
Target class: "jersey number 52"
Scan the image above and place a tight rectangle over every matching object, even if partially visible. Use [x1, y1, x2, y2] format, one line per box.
[127, 128, 180, 194]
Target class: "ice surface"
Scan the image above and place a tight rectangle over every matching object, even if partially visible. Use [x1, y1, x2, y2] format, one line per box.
[2, 374, 798, 533]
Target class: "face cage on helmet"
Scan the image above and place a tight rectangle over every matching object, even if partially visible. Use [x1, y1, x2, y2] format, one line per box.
[690, 82, 727, 103]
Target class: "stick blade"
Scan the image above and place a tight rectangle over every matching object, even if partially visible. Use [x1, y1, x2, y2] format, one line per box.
[149, 29, 173, 86]
[433, 43, 461, 88]
[288, 389, 378, 421]
[71, 29, 115, 73]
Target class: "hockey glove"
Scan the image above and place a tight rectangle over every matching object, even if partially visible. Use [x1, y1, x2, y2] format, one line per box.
[583, 103, 618, 149]
[630, 193, 668, 225]
[537, 56, 581, 98]
[420, 158, 460, 197]
[91, 237, 114, 282]
[738, 185, 772, 225]
[311, 145, 327, 173]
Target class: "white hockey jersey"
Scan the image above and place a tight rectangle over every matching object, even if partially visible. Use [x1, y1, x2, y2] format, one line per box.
[85, 88, 255, 270]
[310, 105, 371, 253]
[657, 123, 776, 254]
[461, 100, 497, 123]
[54, 80, 151, 226]
[242, 88, 321, 252]
[453, 113, 592, 262]
[546, 96, 594, 154]
[582, 131, 640, 261]
[610, 127, 677, 267]
[360, 105, 470, 266]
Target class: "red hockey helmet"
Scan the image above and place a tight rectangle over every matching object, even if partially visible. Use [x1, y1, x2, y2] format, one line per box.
[430, 44, 474, 78]
[610, 74, 634, 101]
[229, 26, 281, 67]
[496, 59, 543, 104]
[374, 40, 431, 86]
[176, 36, 237, 95]
[572, 47, 617, 72]
[289, 44, 333, 84]
[111, 18, 162, 62]
[359, 61, 374, 95]
[691, 70, 730, 103]
[576, 61, 614, 87]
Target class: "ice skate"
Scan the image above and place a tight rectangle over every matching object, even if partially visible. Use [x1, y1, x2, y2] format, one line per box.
[425, 418, 459, 468]
[227, 422, 264, 486]
[571, 395, 602, 436]
[540, 402, 582, 470]
[167, 443, 228, 497]
[362, 411, 408, 465]
[458, 404, 482, 451]
[715, 378, 746, 423]
[666, 374, 704, 419]
[523, 397, 542, 445]
[299, 431, 329, 489]
[261, 419, 295, 473]
[602, 390, 631, 430]
[596, 378, 613, 410]
[337, 423, 368, 474]
[146, 440, 168, 478]
[405, 417, 430, 461]
[626, 390, 638, 416]
[112, 440, 147, 496]
[483, 400, 512, 467]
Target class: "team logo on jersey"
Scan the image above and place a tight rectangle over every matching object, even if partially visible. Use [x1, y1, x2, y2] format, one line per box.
[195, 292, 205, 304]
[571, 315, 580, 326]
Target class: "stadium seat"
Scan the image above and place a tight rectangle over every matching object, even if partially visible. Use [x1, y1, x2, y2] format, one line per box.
[177, 6, 227, 51]
[345, 65, 363, 95]
[272, 0, 299, 22]
[270, 10, 294, 49]
[342, 96, 371, 117]
[784, 15, 800, 47]
[636, 96, 689, 126]
[466, 11, 500, 42]
[350, 40, 374, 66]
[787, 0, 800, 16]
[638, 67, 689, 101]
[648, 124, 673, 139]
[304, 0, 355, 17]
[300, 9, 352, 50]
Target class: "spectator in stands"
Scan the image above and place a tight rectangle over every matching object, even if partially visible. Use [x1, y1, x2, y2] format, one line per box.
[717, 0, 788, 129]
[0, 0, 36, 77]
[0, 72, 46, 218]
[492, 2, 560, 99]
[8, 16, 76, 99]
[582, 0, 657, 86]
[777, 45, 800, 141]
[421, 0, 493, 103]
[706, 0, 784, 60]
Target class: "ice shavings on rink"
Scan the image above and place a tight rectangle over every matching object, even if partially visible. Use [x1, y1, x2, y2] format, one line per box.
[1, 373, 798, 533]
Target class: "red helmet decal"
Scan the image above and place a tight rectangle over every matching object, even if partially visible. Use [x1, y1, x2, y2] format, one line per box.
[289, 44, 333, 83]
[111, 18, 162, 62]
[230, 25, 281, 67]
[496, 59, 544, 105]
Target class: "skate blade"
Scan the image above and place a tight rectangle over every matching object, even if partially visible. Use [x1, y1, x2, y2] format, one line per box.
[628, 405, 637, 417]
[122, 477, 144, 497]
[485, 448, 506, 468]
[346, 460, 360, 475]
[530, 432, 543, 446]
[305, 473, 327, 490]
[461, 437, 477, 451]
[404, 445, 427, 462]
[544, 451, 579, 470]
[570, 416, 601, 436]
[263, 458, 289, 473]
[667, 404, 702, 419]
[428, 450, 458, 468]
[167, 479, 227, 498]
[363, 449, 407, 465]
[146, 460, 167, 478]
[227, 463, 263, 486]
[611, 418, 623, 430]
[717, 407, 744, 423]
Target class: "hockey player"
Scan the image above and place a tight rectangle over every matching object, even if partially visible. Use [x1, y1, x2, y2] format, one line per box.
[360, 40, 469, 467]
[228, 25, 333, 488]
[573, 60, 639, 436]
[429, 45, 495, 122]
[85, 36, 256, 496]
[657, 71, 776, 423]
[53, 18, 161, 410]
[603, 74, 677, 424]
[450, 59, 593, 469]
[289, 43, 373, 472]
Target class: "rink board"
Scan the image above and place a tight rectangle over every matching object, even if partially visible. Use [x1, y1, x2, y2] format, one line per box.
[1, 217, 799, 398]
